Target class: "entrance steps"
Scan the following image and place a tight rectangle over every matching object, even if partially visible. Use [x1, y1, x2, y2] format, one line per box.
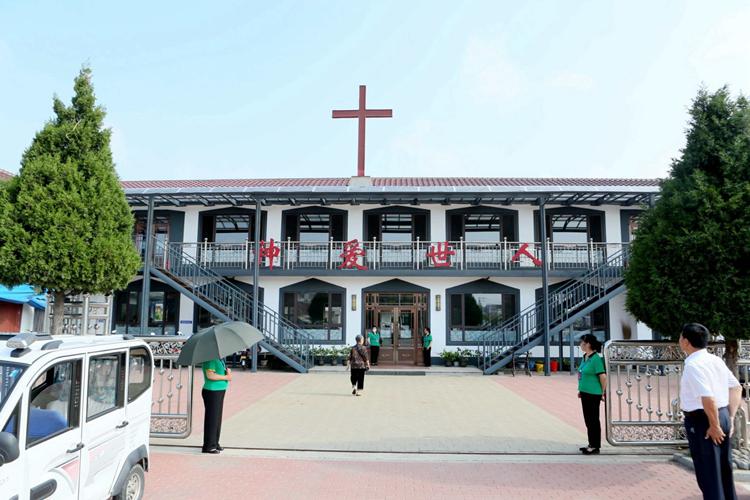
[309, 365, 483, 376]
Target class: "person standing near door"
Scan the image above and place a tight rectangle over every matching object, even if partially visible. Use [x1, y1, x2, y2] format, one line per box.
[422, 327, 432, 367]
[202, 358, 231, 453]
[348, 334, 370, 396]
[679, 323, 741, 500]
[368, 326, 381, 365]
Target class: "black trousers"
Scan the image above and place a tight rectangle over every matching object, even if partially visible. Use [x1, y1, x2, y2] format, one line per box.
[370, 346, 380, 365]
[202, 388, 225, 451]
[685, 407, 736, 500]
[423, 347, 432, 367]
[580, 391, 602, 449]
[350, 368, 366, 390]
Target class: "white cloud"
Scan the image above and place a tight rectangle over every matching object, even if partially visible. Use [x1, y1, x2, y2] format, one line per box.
[546, 71, 594, 91]
[460, 36, 525, 106]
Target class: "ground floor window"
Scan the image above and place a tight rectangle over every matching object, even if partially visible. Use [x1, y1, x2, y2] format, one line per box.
[114, 284, 179, 335]
[449, 292, 516, 343]
[282, 291, 343, 342]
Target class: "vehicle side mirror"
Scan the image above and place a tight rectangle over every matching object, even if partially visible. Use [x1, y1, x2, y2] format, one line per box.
[0, 432, 20, 466]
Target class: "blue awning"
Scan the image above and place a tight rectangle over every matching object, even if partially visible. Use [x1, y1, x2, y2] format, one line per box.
[0, 285, 47, 310]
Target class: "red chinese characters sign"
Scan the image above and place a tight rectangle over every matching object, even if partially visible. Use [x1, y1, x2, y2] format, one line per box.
[510, 243, 541, 267]
[339, 239, 368, 270]
[426, 242, 455, 268]
[258, 239, 281, 271]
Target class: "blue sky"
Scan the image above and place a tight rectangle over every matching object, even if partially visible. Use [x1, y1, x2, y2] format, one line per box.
[1, 1, 750, 181]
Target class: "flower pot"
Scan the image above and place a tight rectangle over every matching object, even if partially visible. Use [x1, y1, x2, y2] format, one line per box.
[453, 361, 460, 367]
[458, 359, 467, 367]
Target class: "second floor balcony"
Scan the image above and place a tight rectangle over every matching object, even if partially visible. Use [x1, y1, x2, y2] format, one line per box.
[148, 239, 629, 276]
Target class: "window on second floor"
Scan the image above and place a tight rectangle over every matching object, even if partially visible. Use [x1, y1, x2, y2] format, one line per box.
[214, 214, 251, 244]
[282, 209, 346, 243]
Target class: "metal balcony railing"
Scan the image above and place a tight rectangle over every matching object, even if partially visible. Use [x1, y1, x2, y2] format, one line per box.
[478, 247, 630, 373]
[152, 239, 628, 272]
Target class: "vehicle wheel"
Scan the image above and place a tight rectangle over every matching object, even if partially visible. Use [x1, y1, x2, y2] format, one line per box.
[114, 463, 145, 500]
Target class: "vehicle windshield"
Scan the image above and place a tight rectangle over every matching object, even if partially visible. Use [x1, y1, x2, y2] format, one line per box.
[0, 362, 26, 411]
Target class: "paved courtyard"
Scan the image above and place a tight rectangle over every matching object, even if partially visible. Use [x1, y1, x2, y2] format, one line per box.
[147, 370, 750, 499]
[155, 370, 622, 453]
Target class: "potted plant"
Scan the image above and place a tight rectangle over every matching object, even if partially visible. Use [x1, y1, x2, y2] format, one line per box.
[457, 349, 469, 367]
[331, 347, 343, 366]
[341, 346, 349, 366]
[440, 350, 456, 366]
[312, 347, 326, 365]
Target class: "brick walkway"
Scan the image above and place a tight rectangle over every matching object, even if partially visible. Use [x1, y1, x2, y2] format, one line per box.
[145, 448, 748, 499]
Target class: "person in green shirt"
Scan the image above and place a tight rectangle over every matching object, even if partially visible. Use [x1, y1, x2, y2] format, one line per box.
[367, 327, 381, 365]
[577, 333, 606, 455]
[422, 327, 433, 367]
[201, 358, 232, 454]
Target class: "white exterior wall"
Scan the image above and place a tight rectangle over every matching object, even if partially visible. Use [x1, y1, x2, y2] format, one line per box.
[516, 206, 535, 242]
[603, 206, 623, 244]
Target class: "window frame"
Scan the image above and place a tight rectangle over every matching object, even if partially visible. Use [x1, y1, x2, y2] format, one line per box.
[86, 351, 126, 422]
[445, 280, 520, 346]
[26, 358, 82, 449]
[279, 279, 347, 344]
[282, 291, 344, 343]
[127, 347, 153, 403]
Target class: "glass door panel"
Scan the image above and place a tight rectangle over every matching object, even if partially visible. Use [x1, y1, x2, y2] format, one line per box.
[378, 310, 394, 346]
[397, 310, 414, 346]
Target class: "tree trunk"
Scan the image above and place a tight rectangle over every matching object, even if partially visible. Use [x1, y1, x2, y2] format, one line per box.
[51, 290, 67, 335]
[725, 338, 739, 378]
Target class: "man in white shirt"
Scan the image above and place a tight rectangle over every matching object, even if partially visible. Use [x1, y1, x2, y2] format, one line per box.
[679, 323, 743, 500]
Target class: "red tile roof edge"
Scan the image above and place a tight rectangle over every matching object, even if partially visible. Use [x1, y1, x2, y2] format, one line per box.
[121, 176, 660, 189]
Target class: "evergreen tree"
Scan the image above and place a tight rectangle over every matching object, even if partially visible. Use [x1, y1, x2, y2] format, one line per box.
[0, 67, 140, 334]
[625, 87, 750, 370]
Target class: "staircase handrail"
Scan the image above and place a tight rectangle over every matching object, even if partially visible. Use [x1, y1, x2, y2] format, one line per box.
[150, 238, 313, 367]
[478, 246, 630, 370]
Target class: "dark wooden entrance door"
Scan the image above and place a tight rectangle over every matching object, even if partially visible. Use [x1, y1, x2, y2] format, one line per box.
[365, 293, 428, 365]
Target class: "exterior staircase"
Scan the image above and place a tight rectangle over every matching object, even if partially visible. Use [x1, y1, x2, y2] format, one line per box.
[479, 248, 629, 375]
[148, 238, 313, 373]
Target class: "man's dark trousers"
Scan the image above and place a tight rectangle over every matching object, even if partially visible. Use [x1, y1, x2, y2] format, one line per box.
[684, 407, 736, 500]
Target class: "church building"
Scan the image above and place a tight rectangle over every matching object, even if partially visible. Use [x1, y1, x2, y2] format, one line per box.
[116, 86, 658, 374]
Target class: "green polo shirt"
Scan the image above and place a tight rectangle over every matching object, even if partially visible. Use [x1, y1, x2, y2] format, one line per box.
[202, 359, 229, 391]
[368, 332, 381, 347]
[423, 334, 432, 349]
[578, 352, 605, 395]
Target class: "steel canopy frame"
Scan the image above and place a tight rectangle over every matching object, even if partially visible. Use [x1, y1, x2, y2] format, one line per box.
[125, 190, 655, 209]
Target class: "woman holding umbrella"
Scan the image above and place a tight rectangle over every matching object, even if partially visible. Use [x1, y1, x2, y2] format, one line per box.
[201, 358, 231, 453]
[176, 321, 263, 455]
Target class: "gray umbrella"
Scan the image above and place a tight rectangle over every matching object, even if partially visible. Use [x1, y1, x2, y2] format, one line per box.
[176, 321, 264, 366]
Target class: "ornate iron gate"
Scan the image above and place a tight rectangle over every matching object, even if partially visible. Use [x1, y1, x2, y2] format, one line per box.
[147, 337, 194, 438]
[604, 340, 749, 449]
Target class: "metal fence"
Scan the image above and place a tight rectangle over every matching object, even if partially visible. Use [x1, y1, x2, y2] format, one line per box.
[147, 337, 193, 439]
[604, 340, 749, 450]
[161, 239, 627, 272]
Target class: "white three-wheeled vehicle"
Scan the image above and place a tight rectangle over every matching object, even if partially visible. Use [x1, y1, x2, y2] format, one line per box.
[0, 333, 153, 499]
